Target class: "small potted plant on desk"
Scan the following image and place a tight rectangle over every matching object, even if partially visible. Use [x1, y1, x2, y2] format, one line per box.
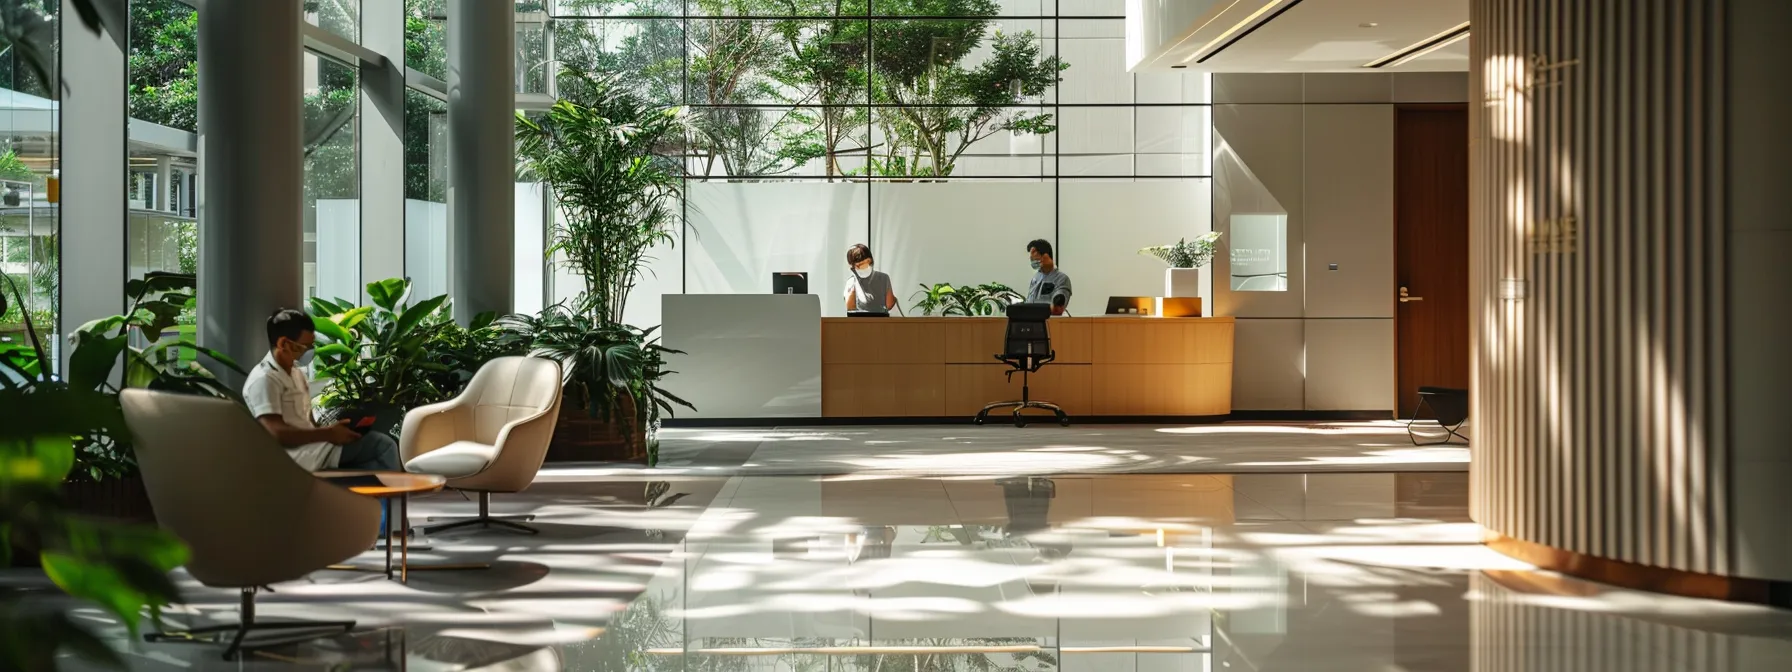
[1140, 231, 1223, 315]
[910, 282, 1023, 316]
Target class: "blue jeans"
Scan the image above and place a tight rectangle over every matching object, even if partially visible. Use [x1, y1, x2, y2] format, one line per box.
[337, 431, 401, 471]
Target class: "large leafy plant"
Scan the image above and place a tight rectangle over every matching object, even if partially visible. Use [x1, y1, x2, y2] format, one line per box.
[307, 278, 455, 416]
[497, 305, 693, 431]
[516, 68, 686, 326]
[1139, 232, 1223, 269]
[910, 282, 1022, 317]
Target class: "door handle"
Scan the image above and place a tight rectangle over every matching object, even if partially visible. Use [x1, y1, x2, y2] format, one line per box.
[1399, 286, 1424, 303]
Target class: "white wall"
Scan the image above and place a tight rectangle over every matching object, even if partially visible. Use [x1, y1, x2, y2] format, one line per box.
[873, 182, 1053, 310]
[685, 182, 867, 317]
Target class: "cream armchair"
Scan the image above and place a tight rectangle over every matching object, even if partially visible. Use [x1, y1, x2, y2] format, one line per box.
[401, 356, 562, 534]
[120, 389, 382, 660]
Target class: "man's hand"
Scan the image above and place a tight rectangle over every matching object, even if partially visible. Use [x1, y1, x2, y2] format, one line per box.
[323, 420, 362, 445]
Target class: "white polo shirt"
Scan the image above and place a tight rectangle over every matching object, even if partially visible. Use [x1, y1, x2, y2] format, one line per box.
[242, 352, 340, 471]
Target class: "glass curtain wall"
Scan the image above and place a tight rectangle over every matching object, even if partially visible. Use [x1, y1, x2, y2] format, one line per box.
[0, 0, 61, 361]
[543, 0, 1212, 327]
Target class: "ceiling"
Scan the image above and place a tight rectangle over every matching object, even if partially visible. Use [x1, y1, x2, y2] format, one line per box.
[1132, 0, 1470, 73]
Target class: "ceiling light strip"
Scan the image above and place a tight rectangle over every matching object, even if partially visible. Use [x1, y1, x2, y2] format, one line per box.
[1363, 21, 1472, 69]
[1188, 0, 1310, 65]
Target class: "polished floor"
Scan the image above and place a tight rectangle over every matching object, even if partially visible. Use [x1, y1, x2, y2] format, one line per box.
[39, 427, 1792, 670]
[639, 421, 1473, 476]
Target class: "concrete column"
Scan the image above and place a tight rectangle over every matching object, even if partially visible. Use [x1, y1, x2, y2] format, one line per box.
[154, 157, 173, 211]
[361, 0, 407, 292]
[198, 0, 303, 383]
[447, 0, 515, 321]
[57, 0, 128, 374]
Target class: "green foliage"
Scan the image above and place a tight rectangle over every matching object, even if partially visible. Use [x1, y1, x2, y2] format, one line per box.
[517, 68, 686, 325]
[57, 273, 244, 482]
[308, 278, 525, 420]
[0, 385, 188, 670]
[909, 282, 1022, 316]
[0, 149, 34, 182]
[497, 305, 693, 431]
[127, 0, 200, 133]
[1139, 232, 1224, 269]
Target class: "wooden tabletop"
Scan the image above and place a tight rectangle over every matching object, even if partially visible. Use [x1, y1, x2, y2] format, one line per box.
[315, 471, 447, 497]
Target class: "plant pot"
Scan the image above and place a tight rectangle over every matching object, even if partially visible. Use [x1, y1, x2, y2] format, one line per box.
[547, 393, 648, 464]
[1164, 267, 1209, 316]
[10, 475, 156, 568]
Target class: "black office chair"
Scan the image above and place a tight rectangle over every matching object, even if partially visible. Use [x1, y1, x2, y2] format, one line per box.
[974, 303, 1070, 428]
[1407, 386, 1469, 445]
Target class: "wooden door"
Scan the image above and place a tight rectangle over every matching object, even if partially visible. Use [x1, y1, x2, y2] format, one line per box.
[1395, 107, 1470, 418]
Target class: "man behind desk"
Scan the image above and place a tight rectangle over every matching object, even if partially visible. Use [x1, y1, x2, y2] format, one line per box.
[1026, 239, 1073, 315]
[244, 309, 401, 472]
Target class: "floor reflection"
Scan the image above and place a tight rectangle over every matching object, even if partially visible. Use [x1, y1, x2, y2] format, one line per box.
[61, 472, 1792, 671]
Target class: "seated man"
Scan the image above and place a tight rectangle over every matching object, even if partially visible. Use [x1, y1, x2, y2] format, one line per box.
[1025, 239, 1073, 315]
[243, 309, 400, 472]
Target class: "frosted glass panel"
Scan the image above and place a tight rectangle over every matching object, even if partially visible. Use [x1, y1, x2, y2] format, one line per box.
[871, 183, 1054, 312]
[1060, 180, 1212, 313]
[514, 183, 545, 316]
[404, 199, 450, 301]
[686, 182, 869, 317]
[314, 199, 360, 302]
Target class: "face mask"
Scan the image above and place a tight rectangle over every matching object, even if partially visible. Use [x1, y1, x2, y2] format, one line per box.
[1030, 259, 1043, 271]
[854, 266, 874, 279]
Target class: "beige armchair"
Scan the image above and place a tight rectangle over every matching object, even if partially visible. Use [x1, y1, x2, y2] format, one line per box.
[120, 389, 382, 660]
[401, 356, 562, 535]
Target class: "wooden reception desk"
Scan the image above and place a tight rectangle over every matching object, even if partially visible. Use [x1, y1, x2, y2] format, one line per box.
[821, 316, 1235, 418]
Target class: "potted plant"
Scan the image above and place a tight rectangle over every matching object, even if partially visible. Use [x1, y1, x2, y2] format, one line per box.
[307, 278, 451, 434]
[513, 67, 694, 464]
[1, 273, 243, 526]
[1140, 232, 1223, 311]
[910, 282, 1023, 316]
[497, 306, 690, 464]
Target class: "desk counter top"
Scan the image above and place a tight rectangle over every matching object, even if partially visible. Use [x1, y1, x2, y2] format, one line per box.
[820, 316, 1234, 418]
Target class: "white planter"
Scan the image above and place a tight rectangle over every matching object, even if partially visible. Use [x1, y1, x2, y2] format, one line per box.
[1164, 267, 1209, 316]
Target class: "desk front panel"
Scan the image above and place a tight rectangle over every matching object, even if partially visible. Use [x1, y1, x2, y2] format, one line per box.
[821, 317, 1234, 418]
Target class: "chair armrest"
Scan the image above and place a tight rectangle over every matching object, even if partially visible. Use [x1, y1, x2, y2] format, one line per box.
[400, 398, 470, 464]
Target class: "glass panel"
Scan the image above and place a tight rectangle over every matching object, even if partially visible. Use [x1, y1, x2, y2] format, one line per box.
[517, 15, 551, 94]
[1229, 214, 1288, 292]
[306, 0, 361, 43]
[0, 3, 60, 359]
[689, 106, 868, 178]
[405, 91, 449, 299]
[304, 54, 360, 303]
[552, 0, 683, 17]
[553, 18, 685, 105]
[406, 0, 447, 81]
[686, 19, 867, 106]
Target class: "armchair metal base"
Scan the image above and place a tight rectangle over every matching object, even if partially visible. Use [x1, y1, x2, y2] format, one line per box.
[422, 491, 539, 535]
[146, 588, 354, 661]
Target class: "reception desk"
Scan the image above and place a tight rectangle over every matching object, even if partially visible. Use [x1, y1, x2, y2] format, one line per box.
[821, 316, 1235, 418]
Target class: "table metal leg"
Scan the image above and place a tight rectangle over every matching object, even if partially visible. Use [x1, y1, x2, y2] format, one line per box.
[382, 498, 394, 580]
[400, 495, 410, 583]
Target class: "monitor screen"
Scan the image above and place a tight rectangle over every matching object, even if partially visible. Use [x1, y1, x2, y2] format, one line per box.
[772, 272, 809, 295]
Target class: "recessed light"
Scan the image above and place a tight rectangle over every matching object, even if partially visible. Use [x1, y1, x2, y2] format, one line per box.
[1172, 65, 1187, 69]
[1360, 22, 1379, 28]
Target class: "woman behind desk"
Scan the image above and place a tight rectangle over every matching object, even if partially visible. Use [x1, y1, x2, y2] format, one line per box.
[843, 244, 898, 314]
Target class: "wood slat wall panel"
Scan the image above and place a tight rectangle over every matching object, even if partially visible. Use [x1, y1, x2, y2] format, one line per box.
[1470, 0, 1729, 575]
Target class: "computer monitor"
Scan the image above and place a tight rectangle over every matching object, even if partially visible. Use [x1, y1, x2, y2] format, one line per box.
[772, 272, 809, 295]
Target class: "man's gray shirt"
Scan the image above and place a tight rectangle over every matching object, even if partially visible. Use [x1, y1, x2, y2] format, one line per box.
[1027, 268, 1073, 309]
